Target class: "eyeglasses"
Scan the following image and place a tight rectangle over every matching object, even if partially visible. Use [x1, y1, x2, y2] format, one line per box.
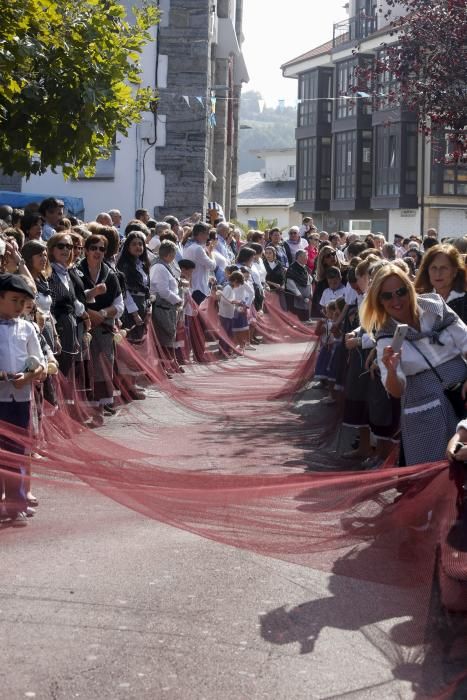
[89, 245, 106, 252]
[379, 286, 409, 302]
[55, 243, 73, 251]
[73, 245, 83, 250]
[325, 252, 337, 257]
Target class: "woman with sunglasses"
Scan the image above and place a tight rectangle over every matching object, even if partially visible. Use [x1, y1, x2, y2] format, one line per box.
[116, 232, 151, 399]
[47, 232, 88, 404]
[312, 245, 346, 317]
[360, 264, 467, 466]
[77, 235, 124, 420]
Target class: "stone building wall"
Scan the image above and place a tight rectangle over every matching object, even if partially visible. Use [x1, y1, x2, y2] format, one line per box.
[155, 0, 246, 220]
[155, 0, 212, 219]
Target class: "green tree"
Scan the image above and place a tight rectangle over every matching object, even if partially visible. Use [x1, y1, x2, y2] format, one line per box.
[0, 0, 159, 178]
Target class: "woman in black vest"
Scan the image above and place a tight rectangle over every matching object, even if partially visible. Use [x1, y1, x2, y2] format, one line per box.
[77, 235, 123, 420]
[47, 232, 90, 409]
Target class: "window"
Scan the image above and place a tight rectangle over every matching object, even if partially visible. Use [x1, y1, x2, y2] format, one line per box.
[375, 48, 399, 111]
[297, 137, 332, 203]
[298, 72, 318, 128]
[361, 130, 373, 198]
[375, 125, 400, 196]
[319, 71, 333, 124]
[431, 132, 467, 196]
[78, 146, 116, 180]
[335, 58, 372, 119]
[320, 137, 332, 200]
[297, 138, 316, 201]
[334, 131, 357, 199]
[298, 70, 333, 127]
[336, 59, 357, 119]
[404, 123, 418, 196]
[288, 165, 295, 179]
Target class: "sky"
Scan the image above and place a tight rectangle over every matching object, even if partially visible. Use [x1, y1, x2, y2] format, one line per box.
[241, 0, 347, 107]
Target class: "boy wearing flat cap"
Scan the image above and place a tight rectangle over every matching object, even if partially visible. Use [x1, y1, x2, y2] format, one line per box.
[0, 273, 46, 525]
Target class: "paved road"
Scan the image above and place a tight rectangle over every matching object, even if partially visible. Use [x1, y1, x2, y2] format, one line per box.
[1, 343, 439, 699]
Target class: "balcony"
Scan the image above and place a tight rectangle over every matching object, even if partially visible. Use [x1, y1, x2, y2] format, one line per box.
[333, 14, 377, 48]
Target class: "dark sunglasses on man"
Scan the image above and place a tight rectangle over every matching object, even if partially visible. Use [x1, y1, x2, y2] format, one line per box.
[55, 243, 73, 250]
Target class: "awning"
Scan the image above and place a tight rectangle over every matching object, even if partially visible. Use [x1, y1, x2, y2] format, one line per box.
[216, 17, 240, 58]
[234, 52, 249, 85]
[0, 191, 84, 216]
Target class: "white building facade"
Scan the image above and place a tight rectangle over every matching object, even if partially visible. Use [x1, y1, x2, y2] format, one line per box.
[21, 0, 248, 225]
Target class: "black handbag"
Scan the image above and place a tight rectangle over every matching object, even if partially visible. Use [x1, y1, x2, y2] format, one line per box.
[408, 341, 467, 419]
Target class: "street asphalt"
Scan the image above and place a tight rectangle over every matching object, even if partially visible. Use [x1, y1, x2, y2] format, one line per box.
[0, 342, 449, 699]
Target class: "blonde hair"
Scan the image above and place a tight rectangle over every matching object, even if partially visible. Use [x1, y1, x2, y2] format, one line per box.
[359, 264, 417, 333]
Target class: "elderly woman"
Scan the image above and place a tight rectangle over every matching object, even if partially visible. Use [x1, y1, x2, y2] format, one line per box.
[285, 250, 312, 322]
[150, 240, 183, 364]
[284, 226, 308, 266]
[360, 264, 467, 465]
[263, 246, 285, 290]
[77, 235, 124, 419]
[415, 243, 467, 323]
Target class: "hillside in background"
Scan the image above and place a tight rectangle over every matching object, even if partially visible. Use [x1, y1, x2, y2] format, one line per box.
[238, 91, 297, 174]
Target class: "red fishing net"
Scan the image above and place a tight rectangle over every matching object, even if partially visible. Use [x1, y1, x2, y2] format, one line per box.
[1, 294, 466, 697]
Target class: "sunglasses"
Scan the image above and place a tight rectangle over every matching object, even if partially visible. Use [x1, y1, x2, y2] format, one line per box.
[73, 245, 83, 250]
[55, 243, 73, 251]
[89, 245, 106, 252]
[379, 286, 409, 301]
[325, 252, 337, 257]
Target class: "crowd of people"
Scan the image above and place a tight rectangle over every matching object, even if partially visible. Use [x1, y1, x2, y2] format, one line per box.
[0, 198, 467, 526]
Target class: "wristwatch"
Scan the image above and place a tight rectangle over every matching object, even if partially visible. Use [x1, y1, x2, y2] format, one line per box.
[100, 308, 108, 319]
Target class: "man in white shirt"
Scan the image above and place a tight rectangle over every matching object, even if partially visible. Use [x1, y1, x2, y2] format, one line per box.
[215, 221, 235, 270]
[182, 222, 217, 305]
[329, 232, 346, 264]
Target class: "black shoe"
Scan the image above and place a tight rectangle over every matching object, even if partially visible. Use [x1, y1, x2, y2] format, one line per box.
[127, 388, 146, 401]
[103, 404, 117, 416]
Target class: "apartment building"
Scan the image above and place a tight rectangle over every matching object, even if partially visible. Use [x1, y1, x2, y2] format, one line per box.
[281, 0, 467, 239]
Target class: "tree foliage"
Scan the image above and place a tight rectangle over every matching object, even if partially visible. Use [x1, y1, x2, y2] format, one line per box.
[0, 0, 159, 178]
[360, 0, 467, 158]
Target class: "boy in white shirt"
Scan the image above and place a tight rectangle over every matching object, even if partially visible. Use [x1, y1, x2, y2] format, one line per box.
[218, 270, 245, 355]
[319, 267, 346, 312]
[0, 273, 46, 525]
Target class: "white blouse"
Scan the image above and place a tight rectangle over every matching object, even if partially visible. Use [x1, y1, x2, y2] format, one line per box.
[376, 301, 467, 390]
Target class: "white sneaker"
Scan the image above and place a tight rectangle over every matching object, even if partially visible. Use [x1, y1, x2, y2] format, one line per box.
[11, 511, 28, 526]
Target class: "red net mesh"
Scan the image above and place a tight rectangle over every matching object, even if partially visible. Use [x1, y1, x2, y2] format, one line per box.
[1, 293, 466, 696]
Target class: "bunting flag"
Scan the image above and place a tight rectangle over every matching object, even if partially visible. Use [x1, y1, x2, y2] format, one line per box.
[195, 96, 204, 106]
[182, 95, 190, 107]
[209, 94, 217, 128]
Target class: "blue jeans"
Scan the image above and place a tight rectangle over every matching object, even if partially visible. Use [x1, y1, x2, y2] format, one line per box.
[0, 400, 30, 515]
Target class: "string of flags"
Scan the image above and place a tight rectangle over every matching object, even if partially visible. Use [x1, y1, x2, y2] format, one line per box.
[160, 90, 379, 127]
